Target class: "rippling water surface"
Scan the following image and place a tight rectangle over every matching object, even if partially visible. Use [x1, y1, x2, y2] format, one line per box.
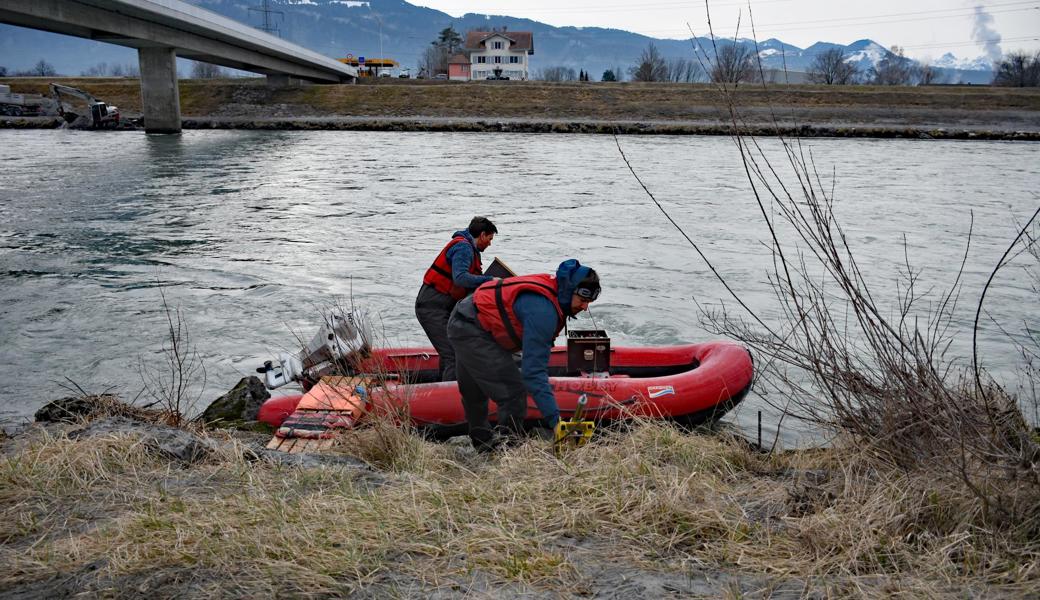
[1, 130, 1037, 443]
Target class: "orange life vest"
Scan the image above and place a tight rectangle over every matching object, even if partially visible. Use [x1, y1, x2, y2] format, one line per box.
[474, 274, 565, 352]
[422, 236, 483, 300]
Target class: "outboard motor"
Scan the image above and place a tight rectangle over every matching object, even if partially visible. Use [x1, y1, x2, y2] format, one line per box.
[258, 311, 368, 389]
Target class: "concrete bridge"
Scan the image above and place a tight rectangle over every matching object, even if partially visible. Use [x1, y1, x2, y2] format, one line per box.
[0, 0, 358, 133]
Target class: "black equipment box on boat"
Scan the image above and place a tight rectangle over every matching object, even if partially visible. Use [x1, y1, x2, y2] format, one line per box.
[567, 330, 610, 374]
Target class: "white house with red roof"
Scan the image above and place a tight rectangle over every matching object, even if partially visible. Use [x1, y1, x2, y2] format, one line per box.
[455, 28, 534, 81]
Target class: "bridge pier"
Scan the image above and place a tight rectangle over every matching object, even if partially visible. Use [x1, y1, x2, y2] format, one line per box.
[137, 47, 182, 134]
[266, 74, 312, 88]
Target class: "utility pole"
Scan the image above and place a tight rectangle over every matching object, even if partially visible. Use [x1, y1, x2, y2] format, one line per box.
[249, 0, 283, 37]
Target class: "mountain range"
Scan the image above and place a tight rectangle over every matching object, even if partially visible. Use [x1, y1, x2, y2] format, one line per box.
[0, 0, 996, 84]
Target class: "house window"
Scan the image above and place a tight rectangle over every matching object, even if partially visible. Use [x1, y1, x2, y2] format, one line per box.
[494, 41, 503, 49]
[494, 56, 502, 64]
[509, 56, 519, 64]
[476, 56, 486, 63]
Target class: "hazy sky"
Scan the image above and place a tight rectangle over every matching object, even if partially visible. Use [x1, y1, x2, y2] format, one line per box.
[410, 0, 1040, 60]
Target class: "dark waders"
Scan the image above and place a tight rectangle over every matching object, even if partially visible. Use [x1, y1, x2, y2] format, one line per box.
[447, 296, 528, 451]
[415, 283, 458, 381]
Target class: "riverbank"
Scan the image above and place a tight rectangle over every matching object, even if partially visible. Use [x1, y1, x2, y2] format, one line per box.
[3, 77, 1039, 139]
[1, 395, 1036, 598]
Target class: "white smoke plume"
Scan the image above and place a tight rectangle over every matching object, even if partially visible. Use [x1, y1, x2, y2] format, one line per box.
[971, 5, 1003, 64]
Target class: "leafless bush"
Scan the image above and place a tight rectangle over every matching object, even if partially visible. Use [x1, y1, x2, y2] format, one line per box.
[538, 66, 578, 82]
[992, 50, 1040, 87]
[629, 43, 668, 82]
[868, 46, 915, 85]
[806, 48, 859, 85]
[81, 62, 140, 77]
[709, 43, 756, 85]
[665, 57, 704, 83]
[617, 2, 1040, 540]
[190, 61, 226, 79]
[912, 62, 944, 85]
[693, 109, 1040, 534]
[138, 285, 206, 426]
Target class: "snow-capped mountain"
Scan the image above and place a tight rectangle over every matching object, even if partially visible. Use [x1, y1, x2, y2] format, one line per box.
[933, 52, 995, 71]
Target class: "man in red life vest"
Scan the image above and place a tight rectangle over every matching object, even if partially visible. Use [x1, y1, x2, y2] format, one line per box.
[447, 259, 601, 452]
[415, 216, 498, 381]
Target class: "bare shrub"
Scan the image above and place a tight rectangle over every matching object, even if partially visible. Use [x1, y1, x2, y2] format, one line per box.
[666, 57, 704, 83]
[992, 50, 1040, 87]
[807, 47, 859, 85]
[913, 61, 944, 85]
[629, 42, 668, 82]
[709, 43, 756, 85]
[616, 1, 1040, 556]
[868, 46, 915, 85]
[190, 61, 226, 79]
[538, 66, 577, 82]
[691, 110, 1040, 538]
[138, 285, 206, 426]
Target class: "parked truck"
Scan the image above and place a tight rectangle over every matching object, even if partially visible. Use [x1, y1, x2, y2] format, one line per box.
[0, 84, 46, 116]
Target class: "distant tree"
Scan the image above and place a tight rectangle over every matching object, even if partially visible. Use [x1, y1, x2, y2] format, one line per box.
[710, 44, 756, 85]
[29, 59, 56, 77]
[437, 26, 463, 54]
[539, 66, 577, 82]
[807, 48, 859, 85]
[868, 46, 914, 85]
[0, 66, 8, 77]
[665, 57, 703, 83]
[82, 62, 108, 77]
[82, 62, 140, 77]
[419, 45, 447, 77]
[420, 25, 462, 77]
[601, 69, 616, 82]
[191, 61, 226, 79]
[629, 42, 668, 82]
[992, 51, 1040, 87]
[913, 62, 943, 85]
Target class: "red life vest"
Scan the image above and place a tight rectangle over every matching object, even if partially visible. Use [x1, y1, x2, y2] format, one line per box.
[474, 274, 565, 352]
[422, 236, 483, 300]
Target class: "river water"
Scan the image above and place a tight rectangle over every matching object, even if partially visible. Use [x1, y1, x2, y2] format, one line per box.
[1, 129, 1038, 444]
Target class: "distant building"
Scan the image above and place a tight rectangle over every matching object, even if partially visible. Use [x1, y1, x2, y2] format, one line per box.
[448, 53, 471, 81]
[461, 28, 534, 81]
[337, 56, 399, 77]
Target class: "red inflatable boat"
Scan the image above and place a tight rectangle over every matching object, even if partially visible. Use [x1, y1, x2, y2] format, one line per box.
[258, 341, 753, 438]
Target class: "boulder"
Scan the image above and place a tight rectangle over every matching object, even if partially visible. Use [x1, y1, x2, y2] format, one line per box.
[198, 376, 270, 425]
[35, 394, 122, 423]
[68, 416, 216, 464]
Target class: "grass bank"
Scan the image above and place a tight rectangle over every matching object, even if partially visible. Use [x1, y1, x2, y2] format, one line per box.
[1, 406, 1037, 598]
[3, 77, 1039, 138]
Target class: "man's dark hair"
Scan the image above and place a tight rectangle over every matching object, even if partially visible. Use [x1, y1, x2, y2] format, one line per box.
[468, 216, 498, 237]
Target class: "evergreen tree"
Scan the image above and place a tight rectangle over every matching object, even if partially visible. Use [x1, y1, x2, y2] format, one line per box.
[601, 69, 617, 82]
[435, 26, 463, 54]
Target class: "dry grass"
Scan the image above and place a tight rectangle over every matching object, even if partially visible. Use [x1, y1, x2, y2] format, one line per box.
[3, 77, 1038, 123]
[2, 412, 1037, 597]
